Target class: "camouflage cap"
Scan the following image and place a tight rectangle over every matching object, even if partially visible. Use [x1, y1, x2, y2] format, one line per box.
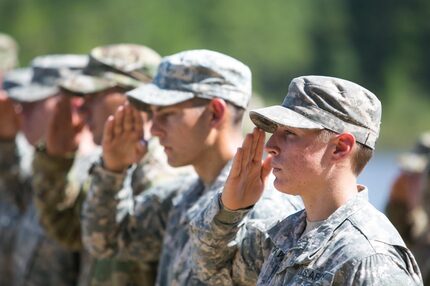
[2, 67, 32, 91]
[7, 54, 88, 102]
[126, 49, 252, 109]
[59, 44, 161, 95]
[0, 33, 18, 72]
[250, 76, 382, 149]
[398, 132, 430, 172]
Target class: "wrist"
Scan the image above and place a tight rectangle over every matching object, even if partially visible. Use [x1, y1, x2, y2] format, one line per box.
[101, 156, 129, 173]
[37, 141, 76, 159]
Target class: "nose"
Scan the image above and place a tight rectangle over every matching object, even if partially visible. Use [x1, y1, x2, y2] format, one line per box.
[265, 134, 280, 157]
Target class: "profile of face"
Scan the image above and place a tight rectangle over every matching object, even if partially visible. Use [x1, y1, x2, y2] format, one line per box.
[265, 126, 331, 196]
[19, 96, 60, 146]
[81, 89, 126, 145]
[150, 99, 211, 167]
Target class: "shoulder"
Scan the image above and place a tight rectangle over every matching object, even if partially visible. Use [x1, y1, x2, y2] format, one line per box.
[136, 173, 198, 205]
[347, 201, 406, 247]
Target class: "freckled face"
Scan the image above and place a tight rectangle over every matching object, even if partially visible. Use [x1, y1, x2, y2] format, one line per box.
[265, 126, 329, 195]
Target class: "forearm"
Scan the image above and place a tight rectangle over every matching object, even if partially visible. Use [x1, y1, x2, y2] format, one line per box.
[82, 162, 127, 258]
[32, 149, 84, 250]
[189, 193, 251, 285]
[0, 139, 30, 210]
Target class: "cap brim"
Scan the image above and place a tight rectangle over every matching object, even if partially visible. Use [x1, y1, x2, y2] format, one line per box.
[59, 74, 115, 95]
[126, 83, 194, 108]
[249, 105, 324, 133]
[7, 84, 58, 102]
[398, 153, 428, 173]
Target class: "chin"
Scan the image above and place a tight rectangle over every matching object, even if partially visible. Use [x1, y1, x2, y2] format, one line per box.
[273, 179, 296, 195]
[167, 156, 190, 168]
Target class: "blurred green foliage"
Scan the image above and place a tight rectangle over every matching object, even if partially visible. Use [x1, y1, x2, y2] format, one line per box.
[1, 0, 430, 148]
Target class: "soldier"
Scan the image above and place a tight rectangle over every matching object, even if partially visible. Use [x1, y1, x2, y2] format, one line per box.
[0, 32, 23, 285]
[385, 133, 430, 284]
[32, 44, 189, 286]
[4, 54, 89, 286]
[385, 132, 430, 245]
[189, 76, 423, 285]
[81, 49, 302, 285]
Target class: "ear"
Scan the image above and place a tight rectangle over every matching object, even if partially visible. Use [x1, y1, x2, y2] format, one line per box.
[332, 133, 355, 160]
[208, 98, 227, 127]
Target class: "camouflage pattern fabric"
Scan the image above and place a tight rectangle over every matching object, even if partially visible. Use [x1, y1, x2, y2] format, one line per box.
[59, 44, 162, 95]
[126, 49, 252, 110]
[0, 139, 80, 286]
[0, 140, 32, 285]
[260, 189, 422, 285]
[188, 177, 303, 285]
[82, 161, 302, 286]
[33, 138, 183, 286]
[190, 188, 421, 285]
[250, 76, 381, 149]
[12, 203, 80, 286]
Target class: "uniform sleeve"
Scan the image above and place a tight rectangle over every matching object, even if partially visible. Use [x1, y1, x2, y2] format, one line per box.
[0, 140, 31, 210]
[338, 253, 423, 285]
[32, 149, 85, 250]
[81, 162, 174, 262]
[189, 193, 268, 286]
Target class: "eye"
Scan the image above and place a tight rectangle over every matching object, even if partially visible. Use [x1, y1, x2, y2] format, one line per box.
[284, 129, 295, 136]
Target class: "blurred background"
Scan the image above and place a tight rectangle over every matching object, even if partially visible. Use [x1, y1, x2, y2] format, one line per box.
[2, 0, 430, 210]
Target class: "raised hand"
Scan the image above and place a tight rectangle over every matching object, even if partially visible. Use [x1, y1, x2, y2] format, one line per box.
[221, 128, 272, 210]
[102, 103, 147, 173]
[0, 92, 21, 140]
[46, 95, 85, 157]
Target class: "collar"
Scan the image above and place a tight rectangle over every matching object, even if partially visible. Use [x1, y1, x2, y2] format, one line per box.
[268, 187, 369, 266]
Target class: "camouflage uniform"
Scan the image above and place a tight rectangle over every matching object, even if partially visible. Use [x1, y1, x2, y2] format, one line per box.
[190, 75, 423, 285]
[33, 138, 182, 286]
[5, 55, 89, 286]
[82, 50, 306, 285]
[190, 189, 421, 285]
[0, 139, 81, 286]
[83, 161, 302, 286]
[1, 66, 32, 286]
[32, 44, 184, 286]
[0, 140, 32, 285]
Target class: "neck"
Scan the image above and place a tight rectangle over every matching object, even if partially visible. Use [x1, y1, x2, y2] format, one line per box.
[302, 171, 358, 222]
[193, 130, 243, 185]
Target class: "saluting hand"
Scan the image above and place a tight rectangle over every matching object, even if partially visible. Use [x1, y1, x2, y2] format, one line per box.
[102, 102, 147, 173]
[221, 128, 272, 210]
[0, 92, 21, 141]
[46, 95, 85, 157]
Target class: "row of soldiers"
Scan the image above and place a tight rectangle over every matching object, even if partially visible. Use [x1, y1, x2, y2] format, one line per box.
[0, 32, 424, 285]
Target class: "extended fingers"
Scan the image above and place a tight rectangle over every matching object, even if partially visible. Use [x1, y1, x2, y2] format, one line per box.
[113, 105, 125, 136]
[132, 107, 144, 140]
[123, 104, 133, 132]
[253, 128, 266, 162]
[230, 147, 243, 178]
[103, 115, 115, 144]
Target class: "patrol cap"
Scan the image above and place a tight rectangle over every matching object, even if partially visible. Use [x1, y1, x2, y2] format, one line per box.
[2, 67, 32, 91]
[250, 76, 381, 149]
[59, 44, 161, 95]
[398, 132, 430, 173]
[7, 54, 88, 102]
[0, 33, 18, 72]
[126, 49, 252, 109]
